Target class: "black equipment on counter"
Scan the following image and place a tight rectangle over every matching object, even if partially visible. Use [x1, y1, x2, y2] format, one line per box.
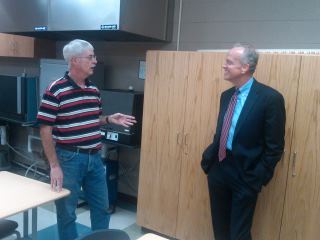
[0, 74, 38, 123]
[100, 89, 143, 147]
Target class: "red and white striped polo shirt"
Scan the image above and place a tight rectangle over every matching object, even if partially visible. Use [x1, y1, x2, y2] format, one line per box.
[37, 72, 102, 149]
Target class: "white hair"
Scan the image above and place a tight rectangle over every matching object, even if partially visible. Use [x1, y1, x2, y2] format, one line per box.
[233, 43, 259, 74]
[63, 39, 94, 63]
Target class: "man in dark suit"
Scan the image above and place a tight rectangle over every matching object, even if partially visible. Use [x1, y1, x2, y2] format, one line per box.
[201, 43, 285, 240]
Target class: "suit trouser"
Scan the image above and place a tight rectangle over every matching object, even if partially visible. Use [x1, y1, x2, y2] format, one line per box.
[207, 152, 258, 240]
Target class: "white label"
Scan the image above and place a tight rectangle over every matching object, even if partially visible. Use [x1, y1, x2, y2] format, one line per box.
[106, 132, 118, 141]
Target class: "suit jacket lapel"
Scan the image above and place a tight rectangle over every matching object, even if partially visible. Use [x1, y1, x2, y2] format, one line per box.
[233, 80, 260, 139]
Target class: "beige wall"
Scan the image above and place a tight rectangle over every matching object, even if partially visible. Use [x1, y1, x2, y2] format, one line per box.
[178, 0, 320, 50]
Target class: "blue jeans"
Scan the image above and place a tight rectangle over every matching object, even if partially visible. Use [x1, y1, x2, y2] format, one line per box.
[55, 147, 110, 240]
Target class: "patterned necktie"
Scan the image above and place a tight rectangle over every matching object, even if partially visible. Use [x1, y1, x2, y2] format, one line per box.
[218, 89, 239, 161]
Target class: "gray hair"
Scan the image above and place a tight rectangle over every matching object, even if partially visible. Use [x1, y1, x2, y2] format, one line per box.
[233, 43, 259, 74]
[63, 39, 94, 62]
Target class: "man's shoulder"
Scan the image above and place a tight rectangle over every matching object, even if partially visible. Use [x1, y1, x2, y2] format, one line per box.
[221, 86, 235, 95]
[46, 76, 71, 92]
[86, 79, 100, 92]
[254, 80, 283, 97]
[252, 80, 285, 107]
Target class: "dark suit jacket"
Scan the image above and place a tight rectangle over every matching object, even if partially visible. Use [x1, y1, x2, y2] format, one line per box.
[201, 79, 286, 191]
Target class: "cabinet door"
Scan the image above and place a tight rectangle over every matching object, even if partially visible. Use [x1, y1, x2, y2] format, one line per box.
[280, 55, 320, 240]
[137, 51, 190, 236]
[0, 33, 34, 57]
[251, 54, 301, 240]
[176, 52, 228, 240]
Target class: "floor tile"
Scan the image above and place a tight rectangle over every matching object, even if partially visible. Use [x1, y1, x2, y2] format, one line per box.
[3, 203, 143, 239]
[124, 223, 145, 240]
[109, 207, 137, 230]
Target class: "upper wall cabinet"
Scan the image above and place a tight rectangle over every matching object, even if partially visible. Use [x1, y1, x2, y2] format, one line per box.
[0, 33, 55, 58]
[0, 0, 172, 41]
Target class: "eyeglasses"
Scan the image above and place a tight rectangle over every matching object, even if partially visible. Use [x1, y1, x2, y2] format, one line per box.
[76, 55, 97, 61]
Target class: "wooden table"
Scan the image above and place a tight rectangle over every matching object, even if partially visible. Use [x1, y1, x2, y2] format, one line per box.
[137, 233, 169, 240]
[0, 171, 70, 239]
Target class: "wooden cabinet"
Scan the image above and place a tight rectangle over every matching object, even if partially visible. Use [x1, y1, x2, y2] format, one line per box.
[251, 54, 301, 240]
[279, 55, 320, 240]
[137, 51, 229, 239]
[137, 51, 320, 240]
[137, 51, 190, 236]
[175, 53, 227, 240]
[0, 33, 55, 58]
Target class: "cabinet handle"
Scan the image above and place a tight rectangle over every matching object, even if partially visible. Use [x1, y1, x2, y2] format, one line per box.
[184, 133, 189, 146]
[184, 133, 189, 155]
[177, 132, 183, 145]
[292, 151, 297, 177]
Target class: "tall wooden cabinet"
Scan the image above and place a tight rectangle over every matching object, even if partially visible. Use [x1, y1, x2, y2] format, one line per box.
[137, 51, 320, 240]
[279, 55, 320, 240]
[175, 53, 227, 240]
[251, 54, 301, 240]
[137, 51, 228, 239]
[137, 51, 191, 236]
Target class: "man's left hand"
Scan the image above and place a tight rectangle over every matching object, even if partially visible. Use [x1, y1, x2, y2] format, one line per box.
[108, 113, 137, 127]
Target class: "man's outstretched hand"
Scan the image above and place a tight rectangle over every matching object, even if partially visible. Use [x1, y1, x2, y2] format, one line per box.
[108, 113, 137, 127]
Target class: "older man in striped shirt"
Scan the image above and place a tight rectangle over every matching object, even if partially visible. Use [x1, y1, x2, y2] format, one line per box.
[37, 39, 136, 240]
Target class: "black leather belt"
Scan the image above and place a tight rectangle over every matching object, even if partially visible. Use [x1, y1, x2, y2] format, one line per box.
[56, 144, 99, 154]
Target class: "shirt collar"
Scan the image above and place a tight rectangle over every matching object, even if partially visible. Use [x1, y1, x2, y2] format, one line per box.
[238, 77, 254, 94]
[64, 71, 90, 89]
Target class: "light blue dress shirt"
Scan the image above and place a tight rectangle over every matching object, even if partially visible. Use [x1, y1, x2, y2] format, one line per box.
[226, 77, 254, 150]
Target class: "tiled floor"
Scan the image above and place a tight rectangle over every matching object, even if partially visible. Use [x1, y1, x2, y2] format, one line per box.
[4, 202, 144, 239]
[2, 164, 146, 240]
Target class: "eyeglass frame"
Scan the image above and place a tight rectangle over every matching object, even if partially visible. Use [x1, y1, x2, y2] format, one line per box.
[75, 54, 97, 61]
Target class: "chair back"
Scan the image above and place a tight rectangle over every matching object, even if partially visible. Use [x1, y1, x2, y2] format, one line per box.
[76, 229, 130, 240]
